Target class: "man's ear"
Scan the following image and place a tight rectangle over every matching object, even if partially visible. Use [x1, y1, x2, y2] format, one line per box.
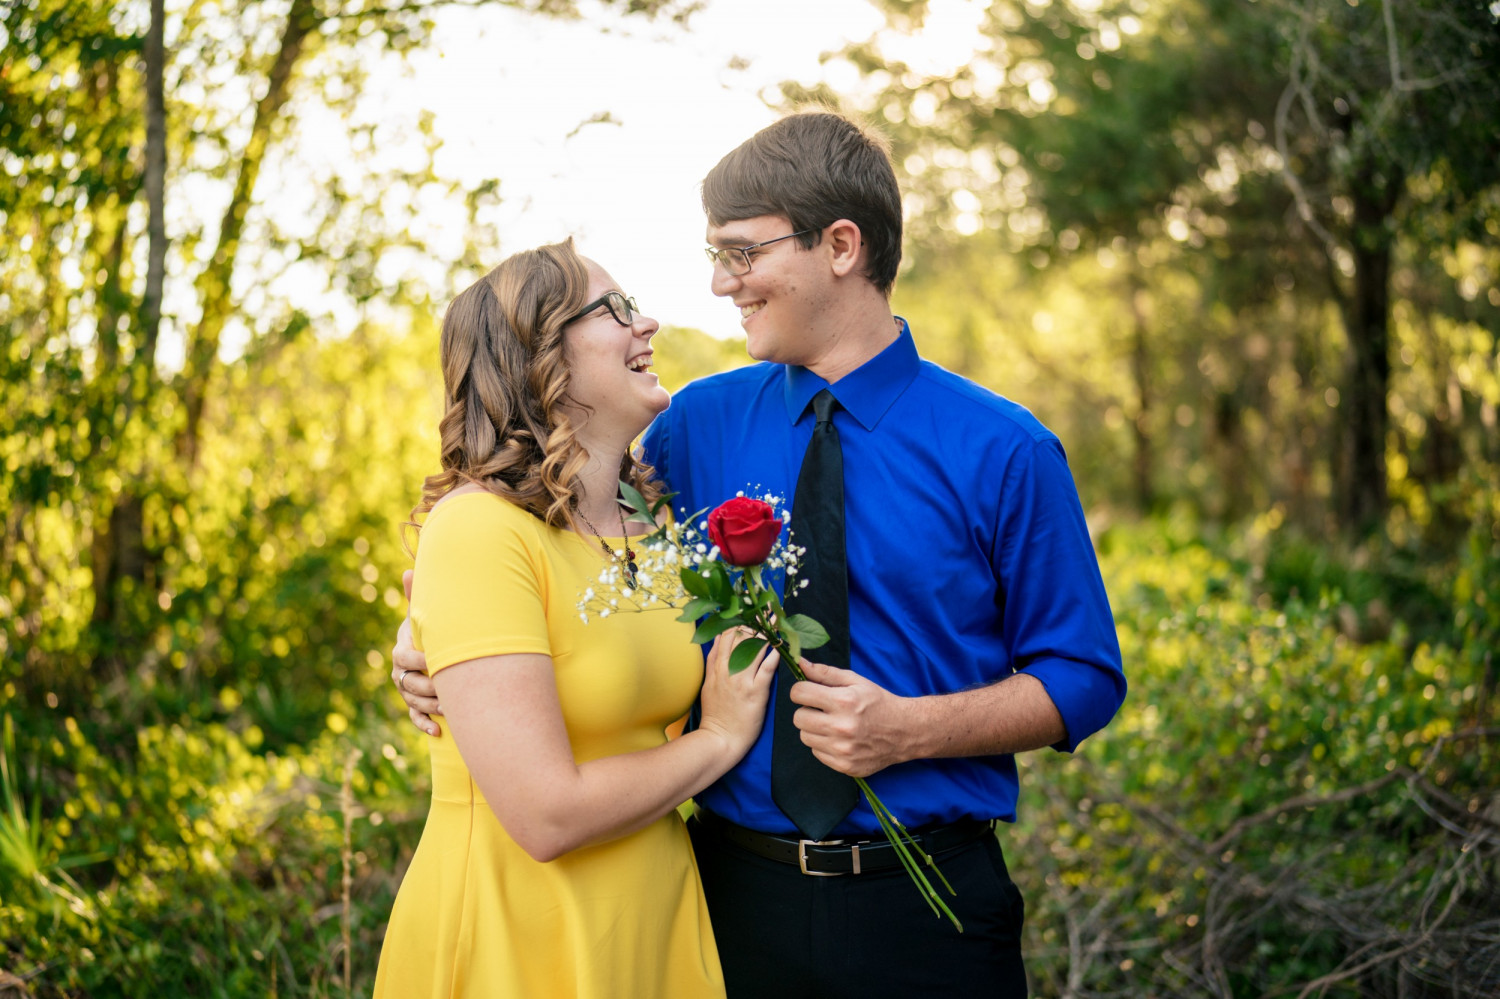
[824, 219, 864, 278]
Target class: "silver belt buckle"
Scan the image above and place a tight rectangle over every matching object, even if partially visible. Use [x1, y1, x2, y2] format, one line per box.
[798, 838, 859, 876]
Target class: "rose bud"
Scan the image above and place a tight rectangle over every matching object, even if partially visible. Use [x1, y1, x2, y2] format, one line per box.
[707, 497, 783, 566]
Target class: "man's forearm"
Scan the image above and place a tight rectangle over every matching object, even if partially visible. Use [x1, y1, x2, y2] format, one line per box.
[792, 662, 1069, 777]
[900, 673, 1066, 761]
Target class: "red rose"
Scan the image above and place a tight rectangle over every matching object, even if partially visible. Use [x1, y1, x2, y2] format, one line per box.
[707, 497, 783, 567]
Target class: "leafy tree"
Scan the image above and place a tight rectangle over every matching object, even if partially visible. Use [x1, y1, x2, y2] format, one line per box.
[838, 0, 1500, 534]
[0, 0, 696, 700]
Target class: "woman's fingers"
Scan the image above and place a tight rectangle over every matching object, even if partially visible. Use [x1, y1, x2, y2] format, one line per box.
[708, 626, 754, 670]
[755, 648, 781, 684]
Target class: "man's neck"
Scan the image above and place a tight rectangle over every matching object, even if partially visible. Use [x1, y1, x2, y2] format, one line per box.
[802, 299, 900, 384]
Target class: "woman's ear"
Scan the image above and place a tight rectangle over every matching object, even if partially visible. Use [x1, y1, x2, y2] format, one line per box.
[823, 219, 864, 278]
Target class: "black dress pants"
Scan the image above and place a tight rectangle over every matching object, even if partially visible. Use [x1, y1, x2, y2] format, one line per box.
[688, 814, 1029, 999]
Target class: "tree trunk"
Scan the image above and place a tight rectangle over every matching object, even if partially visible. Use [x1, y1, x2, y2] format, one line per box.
[1339, 166, 1400, 536]
[90, 495, 147, 628]
[178, 0, 317, 467]
[141, 0, 167, 364]
[1213, 390, 1248, 521]
[1128, 268, 1154, 513]
[90, 0, 168, 649]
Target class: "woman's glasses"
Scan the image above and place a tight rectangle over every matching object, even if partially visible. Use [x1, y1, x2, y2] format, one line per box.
[567, 291, 640, 327]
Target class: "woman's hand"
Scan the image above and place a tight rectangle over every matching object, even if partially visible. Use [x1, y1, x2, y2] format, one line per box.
[392, 568, 443, 735]
[696, 629, 779, 759]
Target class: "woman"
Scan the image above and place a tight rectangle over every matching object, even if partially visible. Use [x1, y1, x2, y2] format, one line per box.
[373, 240, 777, 997]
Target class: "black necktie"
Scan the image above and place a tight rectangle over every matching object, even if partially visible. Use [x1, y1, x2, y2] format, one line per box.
[773, 388, 859, 840]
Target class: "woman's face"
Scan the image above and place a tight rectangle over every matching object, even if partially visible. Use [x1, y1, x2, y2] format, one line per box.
[562, 259, 668, 443]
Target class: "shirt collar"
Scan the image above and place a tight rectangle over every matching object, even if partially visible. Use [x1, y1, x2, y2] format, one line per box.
[782, 317, 920, 431]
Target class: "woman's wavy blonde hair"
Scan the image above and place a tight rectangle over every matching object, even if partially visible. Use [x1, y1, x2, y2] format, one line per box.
[408, 238, 662, 541]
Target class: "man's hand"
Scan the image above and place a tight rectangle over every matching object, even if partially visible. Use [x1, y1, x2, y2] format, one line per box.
[392, 568, 443, 737]
[793, 660, 1069, 769]
[788, 660, 916, 778]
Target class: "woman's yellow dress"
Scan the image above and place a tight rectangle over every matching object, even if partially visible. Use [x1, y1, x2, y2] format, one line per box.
[373, 493, 724, 998]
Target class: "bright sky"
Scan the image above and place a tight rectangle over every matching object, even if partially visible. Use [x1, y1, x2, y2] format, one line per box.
[356, 0, 891, 341]
[154, 0, 990, 366]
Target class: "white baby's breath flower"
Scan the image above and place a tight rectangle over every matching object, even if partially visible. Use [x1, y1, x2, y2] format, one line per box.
[707, 546, 720, 561]
[579, 612, 589, 624]
[637, 573, 654, 588]
[600, 608, 611, 618]
[695, 543, 707, 554]
[584, 587, 595, 600]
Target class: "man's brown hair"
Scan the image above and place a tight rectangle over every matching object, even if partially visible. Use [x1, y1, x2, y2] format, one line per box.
[702, 109, 903, 296]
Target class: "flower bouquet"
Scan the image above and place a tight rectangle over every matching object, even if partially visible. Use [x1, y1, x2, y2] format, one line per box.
[580, 484, 963, 931]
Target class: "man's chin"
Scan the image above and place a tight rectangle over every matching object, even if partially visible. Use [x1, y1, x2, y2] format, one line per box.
[743, 330, 782, 364]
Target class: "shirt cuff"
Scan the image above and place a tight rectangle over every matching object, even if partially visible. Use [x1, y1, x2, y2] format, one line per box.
[1021, 656, 1127, 753]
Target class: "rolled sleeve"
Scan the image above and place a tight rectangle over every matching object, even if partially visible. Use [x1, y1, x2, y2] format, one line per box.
[993, 438, 1126, 752]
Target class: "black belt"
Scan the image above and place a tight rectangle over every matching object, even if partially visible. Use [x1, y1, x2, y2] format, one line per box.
[693, 808, 993, 877]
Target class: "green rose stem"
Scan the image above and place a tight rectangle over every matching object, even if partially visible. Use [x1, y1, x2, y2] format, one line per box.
[733, 571, 964, 933]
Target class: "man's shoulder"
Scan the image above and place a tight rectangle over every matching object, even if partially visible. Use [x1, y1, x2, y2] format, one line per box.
[911, 358, 1058, 447]
[669, 361, 783, 412]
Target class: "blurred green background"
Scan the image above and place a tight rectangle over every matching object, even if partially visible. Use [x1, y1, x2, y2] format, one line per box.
[3, 0, 1498, 995]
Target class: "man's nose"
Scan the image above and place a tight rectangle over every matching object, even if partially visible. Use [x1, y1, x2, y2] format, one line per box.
[709, 263, 740, 298]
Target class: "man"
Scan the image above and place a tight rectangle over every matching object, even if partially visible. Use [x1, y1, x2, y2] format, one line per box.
[392, 110, 1125, 997]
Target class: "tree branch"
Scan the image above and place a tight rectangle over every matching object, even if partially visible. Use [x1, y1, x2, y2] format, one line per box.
[178, 0, 319, 466]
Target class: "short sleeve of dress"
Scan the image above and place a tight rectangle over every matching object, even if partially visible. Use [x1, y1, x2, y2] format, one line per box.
[409, 493, 553, 675]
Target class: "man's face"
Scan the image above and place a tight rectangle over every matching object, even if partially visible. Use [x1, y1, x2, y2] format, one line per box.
[706, 215, 832, 368]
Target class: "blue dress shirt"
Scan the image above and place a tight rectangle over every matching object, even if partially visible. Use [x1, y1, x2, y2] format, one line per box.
[641, 319, 1126, 836]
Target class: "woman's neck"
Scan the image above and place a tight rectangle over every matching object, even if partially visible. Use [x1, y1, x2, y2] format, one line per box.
[572, 446, 633, 534]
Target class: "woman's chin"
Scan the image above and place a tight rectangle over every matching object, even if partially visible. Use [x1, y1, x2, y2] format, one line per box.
[614, 387, 671, 438]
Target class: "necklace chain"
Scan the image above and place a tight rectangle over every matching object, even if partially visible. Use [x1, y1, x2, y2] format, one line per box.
[577, 503, 638, 589]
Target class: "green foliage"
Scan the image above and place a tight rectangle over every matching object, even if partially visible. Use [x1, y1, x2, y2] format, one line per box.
[0, 706, 429, 997]
[4, 0, 1498, 993]
[8, 512, 1495, 996]
[822, 0, 1500, 534]
[1003, 516, 1500, 996]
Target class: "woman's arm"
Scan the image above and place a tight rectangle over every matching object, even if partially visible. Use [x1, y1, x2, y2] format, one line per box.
[433, 633, 776, 862]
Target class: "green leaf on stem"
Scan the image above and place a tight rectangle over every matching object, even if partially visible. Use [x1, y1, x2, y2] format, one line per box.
[680, 569, 712, 600]
[675, 596, 720, 623]
[766, 583, 787, 621]
[691, 615, 741, 645]
[718, 593, 744, 619]
[727, 636, 768, 675]
[650, 490, 680, 518]
[779, 623, 802, 665]
[706, 564, 734, 605]
[616, 480, 657, 527]
[784, 613, 829, 651]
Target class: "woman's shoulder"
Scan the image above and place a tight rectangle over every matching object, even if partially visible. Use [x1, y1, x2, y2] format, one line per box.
[419, 488, 545, 549]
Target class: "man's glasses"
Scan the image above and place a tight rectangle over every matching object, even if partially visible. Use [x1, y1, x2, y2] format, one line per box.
[566, 290, 640, 327]
[704, 228, 815, 276]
